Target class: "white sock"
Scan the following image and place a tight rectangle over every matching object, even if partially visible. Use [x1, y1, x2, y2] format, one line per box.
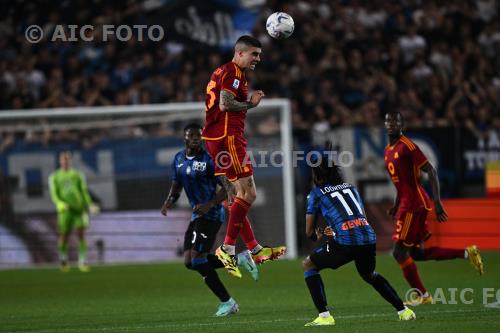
[397, 306, 409, 315]
[223, 244, 236, 255]
[464, 250, 468, 259]
[319, 311, 330, 318]
[422, 291, 429, 298]
[251, 244, 263, 254]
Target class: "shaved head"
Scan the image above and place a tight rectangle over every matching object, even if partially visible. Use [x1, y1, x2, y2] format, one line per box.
[232, 35, 262, 71]
[234, 35, 261, 52]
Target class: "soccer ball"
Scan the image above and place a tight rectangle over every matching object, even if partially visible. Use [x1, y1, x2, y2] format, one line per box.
[266, 12, 294, 39]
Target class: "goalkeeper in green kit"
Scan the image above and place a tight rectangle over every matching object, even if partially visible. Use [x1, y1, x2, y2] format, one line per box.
[49, 151, 99, 272]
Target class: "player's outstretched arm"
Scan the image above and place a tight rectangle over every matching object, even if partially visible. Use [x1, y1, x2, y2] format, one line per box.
[161, 180, 183, 217]
[219, 90, 264, 112]
[421, 162, 448, 222]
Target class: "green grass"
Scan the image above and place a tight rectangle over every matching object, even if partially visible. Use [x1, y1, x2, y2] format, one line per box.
[1, 253, 500, 333]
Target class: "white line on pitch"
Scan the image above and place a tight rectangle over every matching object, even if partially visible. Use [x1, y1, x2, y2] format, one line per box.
[2, 308, 498, 333]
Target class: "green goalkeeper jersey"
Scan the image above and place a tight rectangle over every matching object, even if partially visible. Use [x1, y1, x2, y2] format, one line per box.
[49, 169, 92, 214]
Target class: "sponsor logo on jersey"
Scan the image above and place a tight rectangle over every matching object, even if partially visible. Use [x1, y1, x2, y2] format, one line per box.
[192, 161, 207, 172]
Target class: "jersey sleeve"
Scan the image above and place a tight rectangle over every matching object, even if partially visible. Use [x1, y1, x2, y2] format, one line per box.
[306, 190, 320, 215]
[411, 145, 428, 169]
[220, 65, 240, 97]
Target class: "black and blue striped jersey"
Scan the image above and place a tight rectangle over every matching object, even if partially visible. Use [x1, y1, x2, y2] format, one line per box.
[172, 149, 224, 223]
[306, 182, 376, 246]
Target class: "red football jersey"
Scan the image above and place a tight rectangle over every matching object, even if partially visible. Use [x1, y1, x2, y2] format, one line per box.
[202, 62, 249, 140]
[384, 135, 432, 211]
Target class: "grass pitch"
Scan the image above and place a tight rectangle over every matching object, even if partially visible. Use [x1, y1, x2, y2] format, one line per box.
[1, 253, 500, 332]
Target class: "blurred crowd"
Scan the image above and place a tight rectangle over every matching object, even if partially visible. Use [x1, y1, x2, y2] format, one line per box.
[0, 0, 499, 150]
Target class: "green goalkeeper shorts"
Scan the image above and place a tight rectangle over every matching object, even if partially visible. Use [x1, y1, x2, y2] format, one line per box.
[57, 211, 89, 234]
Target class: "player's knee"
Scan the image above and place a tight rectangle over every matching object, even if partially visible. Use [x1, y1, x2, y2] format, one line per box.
[247, 192, 256, 204]
[190, 249, 206, 260]
[302, 257, 315, 271]
[359, 271, 378, 284]
[241, 190, 256, 204]
[410, 247, 425, 261]
[392, 246, 407, 262]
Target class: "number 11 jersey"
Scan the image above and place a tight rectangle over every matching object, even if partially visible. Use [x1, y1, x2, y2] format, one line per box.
[306, 182, 376, 246]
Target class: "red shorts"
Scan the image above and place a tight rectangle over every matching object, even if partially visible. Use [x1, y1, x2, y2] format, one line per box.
[204, 134, 253, 181]
[392, 208, 432, 246]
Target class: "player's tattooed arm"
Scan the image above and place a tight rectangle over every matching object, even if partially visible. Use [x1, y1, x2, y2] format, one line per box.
[220, 90, 254, 112]
[421, 162, 448, 222]
[220, 90, 265, 112]
[218, 175, 236, 204]
[160, 181, 183, 216]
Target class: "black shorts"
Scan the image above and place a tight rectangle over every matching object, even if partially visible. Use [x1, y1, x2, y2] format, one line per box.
[309, 240, 376, 277]
[183, 218, 222, 253]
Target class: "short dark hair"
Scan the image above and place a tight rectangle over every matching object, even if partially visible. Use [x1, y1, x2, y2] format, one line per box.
[385, 111, 403, 123]
[312, 155, 344, 186]
[184, 123, 202, 133]
[235, 35, 261, 49]
[385, 110, 402, 118]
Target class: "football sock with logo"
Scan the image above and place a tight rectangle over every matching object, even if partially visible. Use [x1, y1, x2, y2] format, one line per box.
[362, 272, 405, 311]
[224, 197, 250, 246]
[399, 257, 427, 295]
[192, 258, 230, 302]
[423, 247, 465, 260]
[304, 269, 328, 313]
[241, 216, 259, 250]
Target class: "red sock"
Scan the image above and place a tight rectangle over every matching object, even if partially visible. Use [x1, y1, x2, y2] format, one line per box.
[241, 216, 258, 250]
[400, 257, 427, 294]
[223, 197, 249, 245]
[423, 247, 464, 260]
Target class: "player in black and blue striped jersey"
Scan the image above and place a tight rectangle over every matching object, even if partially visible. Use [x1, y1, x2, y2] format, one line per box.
[161, 123, 258, 317]
[306, 181, 376, 246]
[302, 154, 416, 326]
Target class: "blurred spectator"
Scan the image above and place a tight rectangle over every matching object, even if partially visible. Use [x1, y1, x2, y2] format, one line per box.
[0, 0, 499, 148]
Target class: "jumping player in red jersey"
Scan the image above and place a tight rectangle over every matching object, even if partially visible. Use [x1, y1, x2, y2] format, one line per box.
[202, 35, 285, 278]
[384, 111, 484, 306]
